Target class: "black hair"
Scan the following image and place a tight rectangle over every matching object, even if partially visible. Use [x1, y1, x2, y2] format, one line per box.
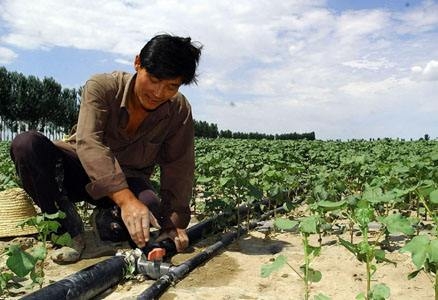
[139, 34, 202, 85]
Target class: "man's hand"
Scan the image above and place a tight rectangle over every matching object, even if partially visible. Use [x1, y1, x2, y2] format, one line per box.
[156, 228, 189, 252]
[110, 188, 160, 248]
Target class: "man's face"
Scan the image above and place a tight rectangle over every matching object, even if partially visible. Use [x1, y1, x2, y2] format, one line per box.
[134, 66, 182, 111]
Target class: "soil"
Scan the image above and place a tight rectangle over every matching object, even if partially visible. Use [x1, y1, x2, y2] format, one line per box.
[0, 224, 434, 300]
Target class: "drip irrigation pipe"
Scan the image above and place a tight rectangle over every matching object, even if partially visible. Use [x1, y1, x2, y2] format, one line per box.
[20, 216, 222, 300]
[21, 200, 275, 300]
[137, 206, 285, 300]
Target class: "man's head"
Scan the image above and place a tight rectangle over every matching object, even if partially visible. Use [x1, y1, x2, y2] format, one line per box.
[138, 34, 202, 85]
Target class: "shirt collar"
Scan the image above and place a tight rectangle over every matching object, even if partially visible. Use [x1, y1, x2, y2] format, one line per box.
[120, 73, 136, 108]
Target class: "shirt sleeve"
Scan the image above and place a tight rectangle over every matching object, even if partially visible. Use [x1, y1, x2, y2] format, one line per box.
[157, 97, 195, 230]
[76, 77, 128, 199]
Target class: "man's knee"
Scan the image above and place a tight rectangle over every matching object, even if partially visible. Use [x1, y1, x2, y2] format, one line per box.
[138, 190, 160, 216]
[10, 131, 50, 161]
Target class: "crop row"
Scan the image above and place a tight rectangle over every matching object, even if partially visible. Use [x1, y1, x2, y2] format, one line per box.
[1, 138, 437, 299]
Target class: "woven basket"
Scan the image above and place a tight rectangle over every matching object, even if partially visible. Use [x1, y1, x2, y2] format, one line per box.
[0, 188, 38, 238]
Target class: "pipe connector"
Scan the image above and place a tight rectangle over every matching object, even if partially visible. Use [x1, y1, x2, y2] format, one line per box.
[136, 255, 172, 279]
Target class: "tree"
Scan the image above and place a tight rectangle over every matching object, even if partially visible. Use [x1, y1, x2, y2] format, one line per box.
[0, 67, 12, 123]
[7, 71, 28, 131]
[55, 88, 80, 133]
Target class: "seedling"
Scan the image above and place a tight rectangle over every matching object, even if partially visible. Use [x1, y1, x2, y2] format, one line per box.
[1, 211, 71, 295]
[400, 235, 438, 300]
[339, 197, 413, 300]
[261, 216, 330, 300]
[400, 188, 438, 300]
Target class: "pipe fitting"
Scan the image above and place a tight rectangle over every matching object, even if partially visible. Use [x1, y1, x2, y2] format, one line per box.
[136, 256, 172, 279]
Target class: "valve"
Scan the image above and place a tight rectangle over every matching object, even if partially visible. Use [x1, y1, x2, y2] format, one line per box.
[136, 247, 172, 279]
[147, 248, 166, 261]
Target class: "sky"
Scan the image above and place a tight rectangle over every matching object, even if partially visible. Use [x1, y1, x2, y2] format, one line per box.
[1, 0, 438, 140]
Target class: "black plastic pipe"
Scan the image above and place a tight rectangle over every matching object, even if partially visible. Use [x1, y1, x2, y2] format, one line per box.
[21, 215, 223, 300]
[21, 200, 270, 300]
[137, 206, 285, 300]
[21, 255, 126, 300]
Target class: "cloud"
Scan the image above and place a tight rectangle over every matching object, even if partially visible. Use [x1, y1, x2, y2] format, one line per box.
[0, 46, 17, 64]
[336, 9, 390, 39]
[339, 77, 407, 97]
[423, 60, 438, 80]
[411, 60, 438, 81]
[114, 58, 132, 66]
[342, 59, 394, 70]
[394, 0, 438, 33]
[0, 0, 437, 139]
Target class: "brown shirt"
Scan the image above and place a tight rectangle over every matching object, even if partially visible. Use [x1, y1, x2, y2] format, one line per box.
[57, 71, 195, 229]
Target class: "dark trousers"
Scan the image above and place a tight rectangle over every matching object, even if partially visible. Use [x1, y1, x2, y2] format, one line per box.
[10, 131, 159, 239]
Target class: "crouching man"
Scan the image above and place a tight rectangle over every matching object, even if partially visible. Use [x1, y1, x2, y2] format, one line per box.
[10, 34, 202, 263]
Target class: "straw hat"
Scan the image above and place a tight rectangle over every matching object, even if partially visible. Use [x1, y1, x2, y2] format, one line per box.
[0, 188, 38, 238]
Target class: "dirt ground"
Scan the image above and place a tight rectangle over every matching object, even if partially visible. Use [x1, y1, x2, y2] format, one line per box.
[1, 224, 434, 300]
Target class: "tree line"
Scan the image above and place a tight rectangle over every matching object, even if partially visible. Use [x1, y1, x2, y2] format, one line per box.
[0, 67, 79, 134]
[194, 120, 316, 140]
[0, 67, 315, 140]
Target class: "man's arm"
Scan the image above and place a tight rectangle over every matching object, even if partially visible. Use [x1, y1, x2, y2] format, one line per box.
[157, 95, 195, 251]
[76, 76, 129, 198]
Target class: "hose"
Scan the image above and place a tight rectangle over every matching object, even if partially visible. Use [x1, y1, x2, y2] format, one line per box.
[137, 206, 285, 299]
[21, 200, 278, 299]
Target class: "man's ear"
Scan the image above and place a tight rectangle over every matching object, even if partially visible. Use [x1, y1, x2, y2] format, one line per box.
[134, 55, 141, 71]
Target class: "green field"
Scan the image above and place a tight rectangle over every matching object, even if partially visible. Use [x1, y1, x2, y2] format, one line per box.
[1, 138, 437, 299]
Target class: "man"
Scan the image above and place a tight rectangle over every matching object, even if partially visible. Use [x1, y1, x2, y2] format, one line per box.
[10, 34, 202, 263]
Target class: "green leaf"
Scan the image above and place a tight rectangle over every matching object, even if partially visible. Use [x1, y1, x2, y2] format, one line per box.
[374, 249, 385, 262]
[260, 255, 287, 278]
[219, 177, 231, 187]
[317, 200, 346, 211]
[379, 214, 415, 235]
[370, 264, 377, 276]
[356, 292, 366, 300]
[314, 294, 331, 300]
[306, 267, 322, 283]
[358, 241, 371, 256]
[313, 185, 328, 202]
[306, 244, 321, 257]
[429, 239, 438, 263]
[18, 217, 37, 228]
[196, 176, 213, 184]
[274, 218, 298, 231]
[300, 265, 322, 282]
[0, 272, 14, 287]
[354, 205, 374, 229]
[30, 245, 47, 261]
[400, 235, 429, 269]
[30, 269, 44, 285]
[417, 180, 435, 197]
[430, 189, 438, 204]
[362, 187, 382, 204]
[51, 232, 72, 247]
[339, 238, 358, 256]
[6, 248, 36, 277]
[6, 244, 21, 255]
[375, 249, 396, 265]
[44, 211, 66, 220]
[370, 283, 390, 299]
[300, 216, 318, 234]
[407, 269, 423, 279]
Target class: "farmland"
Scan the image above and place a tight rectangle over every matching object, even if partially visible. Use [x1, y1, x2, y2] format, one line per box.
[0, 138, 437, 299]
[192, 138, 438, 299]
